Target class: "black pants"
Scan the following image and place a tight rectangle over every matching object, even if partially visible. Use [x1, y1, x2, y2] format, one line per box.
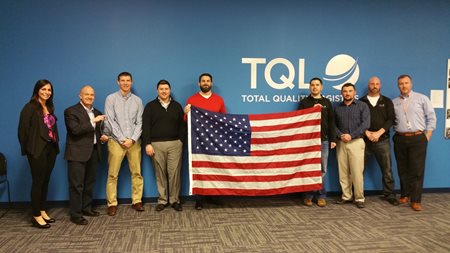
[67, 146, 99, 218]
[27, 142, 58, 217]
[393, 134, 428, 203]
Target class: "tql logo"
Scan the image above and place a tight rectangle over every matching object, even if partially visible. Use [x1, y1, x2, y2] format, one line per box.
[242, 54, 359, 91]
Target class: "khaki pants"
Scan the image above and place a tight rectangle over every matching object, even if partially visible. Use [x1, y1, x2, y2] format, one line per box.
[151, 140, 183, 205]
[106, 139, 143, 206]
[336, 138, 365, 202]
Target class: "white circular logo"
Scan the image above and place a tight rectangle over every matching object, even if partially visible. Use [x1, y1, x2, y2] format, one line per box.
[323, 54, 359, 90]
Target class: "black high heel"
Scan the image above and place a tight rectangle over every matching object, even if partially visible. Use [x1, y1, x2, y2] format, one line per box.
[31, 218, 51, 229]
[43, 217, 56, 223]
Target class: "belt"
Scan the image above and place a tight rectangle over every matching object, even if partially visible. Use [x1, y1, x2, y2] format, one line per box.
[396, 131, 423, 137]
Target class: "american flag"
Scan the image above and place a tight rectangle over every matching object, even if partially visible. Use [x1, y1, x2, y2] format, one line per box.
[188, 106, 322, 196]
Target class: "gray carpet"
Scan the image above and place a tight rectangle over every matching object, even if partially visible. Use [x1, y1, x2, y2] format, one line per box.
[0, 193, 449, 253]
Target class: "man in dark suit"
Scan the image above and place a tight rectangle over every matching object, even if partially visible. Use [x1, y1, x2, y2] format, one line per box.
[64, 85, 108, 225]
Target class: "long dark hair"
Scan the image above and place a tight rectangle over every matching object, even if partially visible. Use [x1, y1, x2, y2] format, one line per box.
[30, 79, 55, 114]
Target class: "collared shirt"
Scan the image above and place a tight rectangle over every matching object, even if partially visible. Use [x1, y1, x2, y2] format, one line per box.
[104, 91, 144, 142]
[158, 96, 171, 110]
[360, 95, 395, 140]
[334, 99, 370, 139]
[80, 102, 96, 144]
[392, 90, 436, 133]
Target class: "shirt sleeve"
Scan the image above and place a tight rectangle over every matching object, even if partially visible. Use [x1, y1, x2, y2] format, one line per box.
[382, 98, 395, 132]
[423, 96, 437, 131]
[141, 103, 152, 146]
[130, 98, 144, 141]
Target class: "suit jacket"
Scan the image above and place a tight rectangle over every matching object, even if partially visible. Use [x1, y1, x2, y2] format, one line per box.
[64, 102, 103, 162]
[18, 102, 60, 158]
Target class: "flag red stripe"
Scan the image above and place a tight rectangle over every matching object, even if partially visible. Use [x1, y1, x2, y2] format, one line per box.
[192, 184, 322, 196]
[251, 119, 320, 132]
[248, 107, 321, 121]
[193, 170, 322, 182]
[251, 132, 320, 144]
[250, 145, 321, 156]
[192, 157, 321, 169]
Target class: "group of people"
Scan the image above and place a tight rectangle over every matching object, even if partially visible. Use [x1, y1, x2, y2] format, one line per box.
[300, 75, 436, 212]
[17, 72, 222, 228]
[17, 71, 435, 229]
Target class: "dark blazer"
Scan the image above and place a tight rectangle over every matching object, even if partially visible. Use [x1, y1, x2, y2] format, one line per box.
[64, 103, 103, 162]
[18, 102, 60, 158]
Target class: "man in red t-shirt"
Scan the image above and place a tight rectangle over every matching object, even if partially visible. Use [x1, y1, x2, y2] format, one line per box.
[184, 73, 226, 210]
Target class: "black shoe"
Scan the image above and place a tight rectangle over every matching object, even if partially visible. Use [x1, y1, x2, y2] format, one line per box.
[43, 217, 56, 223]
[355, 201, 365, 208]
[70, 216, 88, 225]
[82, 210, 101, 217]
[155, 204, 166, 212]
[172, 202, 183, 211]
[31, 219, 51, 229]
[195, 200, 203, 210]
[336, 198, 352, 205]
[386, 198, 400, 206]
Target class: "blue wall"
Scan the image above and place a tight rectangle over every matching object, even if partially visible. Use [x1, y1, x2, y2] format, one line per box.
[1, 0, 449, 202]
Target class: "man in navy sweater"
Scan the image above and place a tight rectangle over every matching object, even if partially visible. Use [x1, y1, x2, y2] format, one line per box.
[142, 80, 186, 212]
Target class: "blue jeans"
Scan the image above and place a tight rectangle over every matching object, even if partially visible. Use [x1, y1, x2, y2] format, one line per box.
[365, 138, 395, 199]
[304, 141, 329, 199]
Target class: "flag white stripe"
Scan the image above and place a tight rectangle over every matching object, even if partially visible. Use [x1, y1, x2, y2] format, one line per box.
[251, 139, 321, 151]
[192, 151, 320, 163]
[192, 177, 322, 189]
[192, 164, 321, 176]
[251, 125, 320, 138]
[249, 112, 321, 127]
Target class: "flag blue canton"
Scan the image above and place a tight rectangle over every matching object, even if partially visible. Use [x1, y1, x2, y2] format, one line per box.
[191, 107, 251, 156]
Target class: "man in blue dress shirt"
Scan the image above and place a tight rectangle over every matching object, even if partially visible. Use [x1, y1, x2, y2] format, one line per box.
[392, 74, 436, 211]
[334, 83, 370, 208]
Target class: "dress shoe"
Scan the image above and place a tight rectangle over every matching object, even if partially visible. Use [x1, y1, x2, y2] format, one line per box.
[355, 201, 365, 208]
[71, 216, 88, 225]
[83, 210, 100, 217]
[195, 199, 203, 210]
[155, 204, 166, 212]
[107, 206, 118, 216]
[172, 202, 183, 211]
[132, 202, 145, 211]
[411, 202, 422, 211]
[43, 217, 56, 223]
[303, 198, 313, 207]
[317, 198, 327, 207]
[387, 198, 400, 206]
[399, 197, 409, 204]
[31, 219, 51, 229]
[336, 198, 352, 205]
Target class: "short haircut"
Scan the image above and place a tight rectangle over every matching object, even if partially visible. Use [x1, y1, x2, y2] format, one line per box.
[157, 79, 171, 89]
[397, 74, 412, 82]
[199, 73, 213, 82]
[341, 82, 355, 91]
[309, 77, 323, 85]
[117, 71, 132, 81]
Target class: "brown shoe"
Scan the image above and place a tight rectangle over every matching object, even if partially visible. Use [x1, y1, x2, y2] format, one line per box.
[411, 202, 422, 211]
[399, 197, 409, 204]
[132, 202, 144, 211]
[303, 198, 313, 207]
[107, 206, 117, 216]
[317, 198, 327, 207]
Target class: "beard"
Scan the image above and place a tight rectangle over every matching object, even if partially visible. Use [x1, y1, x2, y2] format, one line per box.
[343, 96, 354, 102]
[200, 85, 211, 93]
